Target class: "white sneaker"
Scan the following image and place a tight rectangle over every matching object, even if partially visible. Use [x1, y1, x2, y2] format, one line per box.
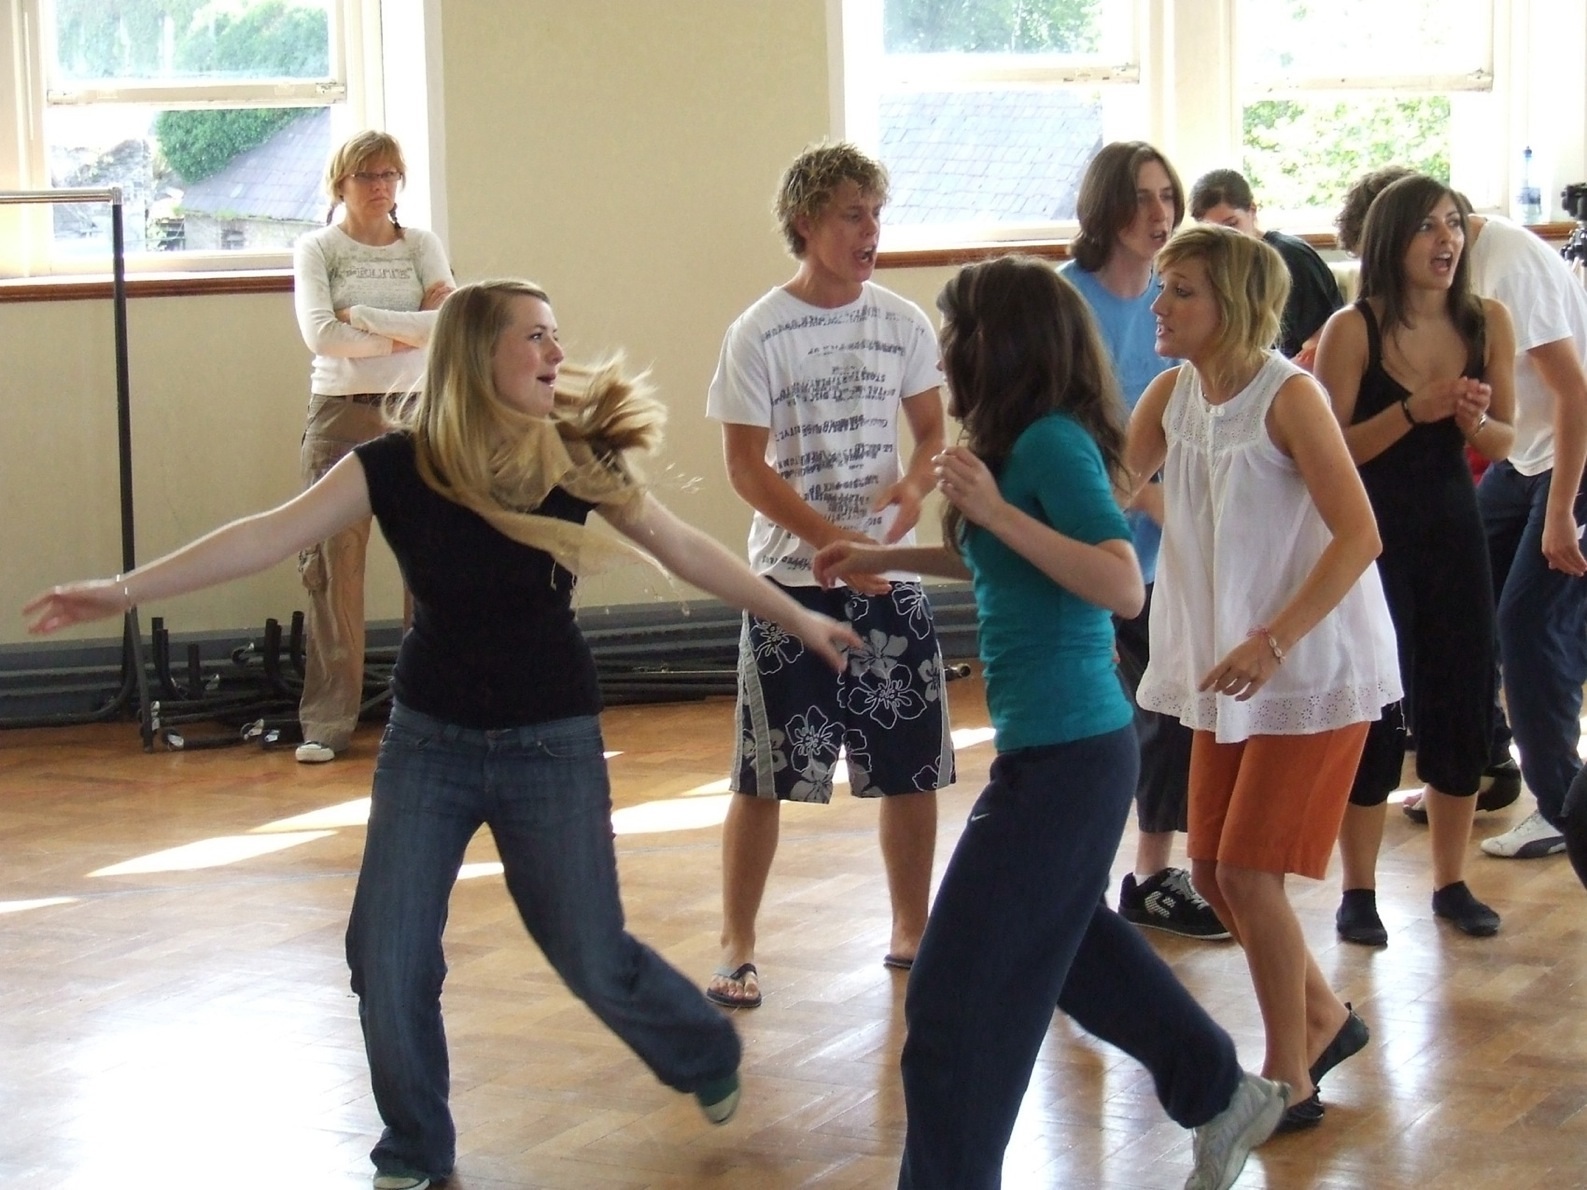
[372, 1175, 429, 1190]
[1185, 1073, 1289, 1190]
[694, 1070, 741, 1124]
[1481, 810, 1566, 859]
[295, 741, 337, 764]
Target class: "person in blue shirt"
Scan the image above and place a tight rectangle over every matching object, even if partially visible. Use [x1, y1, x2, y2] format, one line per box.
[815, 255, 1286, 1190]
[1062, 141, 1229, 940]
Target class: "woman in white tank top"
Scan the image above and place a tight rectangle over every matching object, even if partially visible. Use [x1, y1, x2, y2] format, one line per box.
[1126, 224, 1401, 1134]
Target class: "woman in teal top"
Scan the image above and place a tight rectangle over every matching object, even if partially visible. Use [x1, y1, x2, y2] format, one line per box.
[816, 256, 1287, 1190]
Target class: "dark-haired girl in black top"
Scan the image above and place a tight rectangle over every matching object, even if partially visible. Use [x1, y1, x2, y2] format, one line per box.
[1314, 174, 1517, 947]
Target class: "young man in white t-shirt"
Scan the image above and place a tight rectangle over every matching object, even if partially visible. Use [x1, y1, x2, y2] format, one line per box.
[1465, 212, 1587, 859]
[703, 143, 954, 1009]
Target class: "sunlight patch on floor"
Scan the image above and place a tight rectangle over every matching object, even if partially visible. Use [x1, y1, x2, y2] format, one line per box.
[250, 799, 371, 833]
[951, 726, 996, 749]
[613, 793, 734, 835]
[88, 831, 338, 877]
[0, 896, 78, 915]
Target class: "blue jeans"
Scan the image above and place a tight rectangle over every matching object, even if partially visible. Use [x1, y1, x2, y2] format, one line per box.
[897, 727, 1239, 1189]
[346, 703, 741, 1180]
[1479, 461, 1587, 826]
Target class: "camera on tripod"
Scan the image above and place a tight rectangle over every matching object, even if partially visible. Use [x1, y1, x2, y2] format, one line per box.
[1563, 183, 1587, 222]
[1562, 184, 1587, 263]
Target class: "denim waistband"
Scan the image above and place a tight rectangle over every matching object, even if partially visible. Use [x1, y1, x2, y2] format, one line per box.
[387, 701, 600, 749]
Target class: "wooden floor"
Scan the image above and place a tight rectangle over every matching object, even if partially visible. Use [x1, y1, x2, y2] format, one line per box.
[2, 678, 1584, 1189]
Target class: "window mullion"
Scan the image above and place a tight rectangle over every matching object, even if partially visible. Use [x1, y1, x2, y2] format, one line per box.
[46, 80, 348, 107]
[1245, 70, 1494, 95]
[882, 53, 1139, 90]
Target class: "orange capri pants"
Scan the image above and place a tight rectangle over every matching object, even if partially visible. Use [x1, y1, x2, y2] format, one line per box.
[1187, 724, 1370, 880]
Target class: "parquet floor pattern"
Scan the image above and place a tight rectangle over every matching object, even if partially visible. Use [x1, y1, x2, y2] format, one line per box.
[1, 679, 1584, 1189]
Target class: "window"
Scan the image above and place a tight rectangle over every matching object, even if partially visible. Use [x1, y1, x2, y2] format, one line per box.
[1235, 0, 1498, 226]
[0, 0, 383, 277]
[835, 0, 1587, 247]
[841, 0, 1143, 247]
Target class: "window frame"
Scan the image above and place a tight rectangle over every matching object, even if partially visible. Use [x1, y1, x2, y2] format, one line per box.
[837, 0, 1147, 249]
[835, 0, 1587, 260]
[0, 0, 385, 279]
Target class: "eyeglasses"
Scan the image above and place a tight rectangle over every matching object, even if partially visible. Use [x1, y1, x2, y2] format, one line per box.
[350, 170, 402, 185]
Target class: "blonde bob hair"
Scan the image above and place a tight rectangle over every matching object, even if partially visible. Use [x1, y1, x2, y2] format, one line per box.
[324, 130, 407, 228]
[1155, 224, 1290, 361]
[393, 279, 666, 573]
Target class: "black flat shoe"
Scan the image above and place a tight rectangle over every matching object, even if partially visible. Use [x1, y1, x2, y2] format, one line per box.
[1336, 888, 1388, 946]
[1273, 1090, 1325, 1133]
[1432, 881, 1501, 937]
[1309, 1004, 1369, 1089]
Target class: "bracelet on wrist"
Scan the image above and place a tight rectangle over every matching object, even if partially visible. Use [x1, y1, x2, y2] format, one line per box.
[1465, 411, 1489, 438]
[1400, 397, 1419, 427]
[1248, 625, 1285, 665]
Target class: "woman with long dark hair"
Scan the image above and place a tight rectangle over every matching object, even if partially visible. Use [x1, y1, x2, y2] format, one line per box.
[1315, 173, 1517, 945]
[817, 255, 1286, 1190]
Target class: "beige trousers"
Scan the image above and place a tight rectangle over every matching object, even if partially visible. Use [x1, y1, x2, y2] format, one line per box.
[297, 394, 389, 751]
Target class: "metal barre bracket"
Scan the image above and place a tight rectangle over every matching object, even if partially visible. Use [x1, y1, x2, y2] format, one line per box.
[0, 187, 123, 206]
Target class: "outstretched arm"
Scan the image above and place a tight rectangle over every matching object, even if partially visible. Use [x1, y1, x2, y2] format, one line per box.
[602, 494, 862, 671]
[814, 541, 970, 586]
[24, 454, 372, 635]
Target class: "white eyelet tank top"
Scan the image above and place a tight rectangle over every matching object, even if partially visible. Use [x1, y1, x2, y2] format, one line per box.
[1137, 353, 1403, 742]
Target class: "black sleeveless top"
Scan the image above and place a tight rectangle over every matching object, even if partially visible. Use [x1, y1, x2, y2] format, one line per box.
[1350, 299, 1477, 506]
[355, 431, 602, 729]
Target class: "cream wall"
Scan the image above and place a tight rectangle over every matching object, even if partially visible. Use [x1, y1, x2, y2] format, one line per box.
[436, 0, 838, 608]
[1, 2, 969, 650]
[0, 292, 386, 648]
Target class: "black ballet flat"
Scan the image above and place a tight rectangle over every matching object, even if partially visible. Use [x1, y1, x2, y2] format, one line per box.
[1273, 1091, 1325, 1133]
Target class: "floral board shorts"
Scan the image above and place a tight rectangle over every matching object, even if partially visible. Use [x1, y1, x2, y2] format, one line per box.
[731, 581, 956, 803]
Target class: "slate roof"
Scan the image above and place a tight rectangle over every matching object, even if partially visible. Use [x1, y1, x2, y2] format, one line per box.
[176, 106, 329, 223]
[879, 90, 1103, 224]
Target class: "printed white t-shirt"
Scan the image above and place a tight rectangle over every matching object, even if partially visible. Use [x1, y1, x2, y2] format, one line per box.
[1466, 216, 1587, 476]
[706, 282, 941, 584]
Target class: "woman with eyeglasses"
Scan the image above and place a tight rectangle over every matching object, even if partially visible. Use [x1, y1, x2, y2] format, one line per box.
[291, 130, 455, 765]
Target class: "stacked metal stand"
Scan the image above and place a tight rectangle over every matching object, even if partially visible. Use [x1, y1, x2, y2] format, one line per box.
[0, 187, 154, 740]
[0, 187, 343, 750]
